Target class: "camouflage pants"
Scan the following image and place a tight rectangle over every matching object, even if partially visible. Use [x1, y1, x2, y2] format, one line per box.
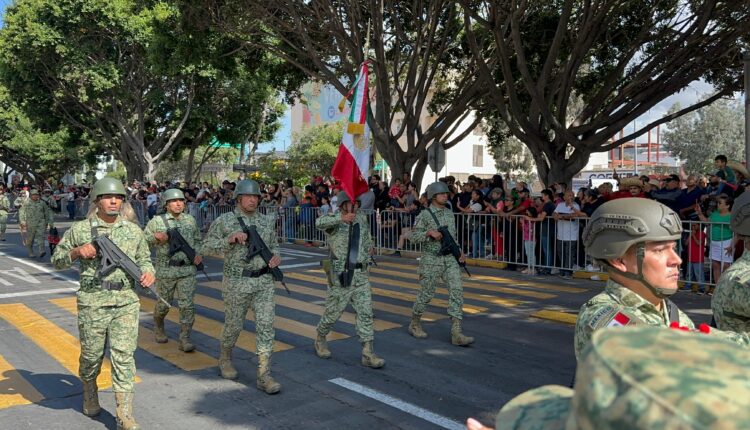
[317, 281, 375, 342]
[0, 213, 6, 239]
[78, 301, 139, 393]
[221, 282, 275, 354]
[413, 258, 464, 320]
[25, 223, 46, 253]
[154, 275, 196, 325]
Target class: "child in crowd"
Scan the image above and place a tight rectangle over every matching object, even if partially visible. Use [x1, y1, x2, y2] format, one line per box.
[696, 193, 734, 293]
[521, 207, 538, 275]
[685, 222, 706, 294]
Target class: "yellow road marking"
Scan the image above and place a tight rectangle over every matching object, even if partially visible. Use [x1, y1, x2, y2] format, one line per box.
[0, 302, 114, 389]
[0, 354, 44, 409]
[369, 267, 554, 300]
[379, 261, 587, 293]
[530, 309, 578, 325]
[51, 298, 215, 372]
[138, 297, 293, 353]
[286, 272, 488, 314]
[191, 293, 349, 341]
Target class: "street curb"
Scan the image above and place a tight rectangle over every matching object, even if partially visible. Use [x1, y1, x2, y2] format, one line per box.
[573, 271, 608, 281]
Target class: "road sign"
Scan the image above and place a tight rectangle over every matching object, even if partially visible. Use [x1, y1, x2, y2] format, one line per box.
[232, 164, 259, 173]
[428, 143, 445, 172]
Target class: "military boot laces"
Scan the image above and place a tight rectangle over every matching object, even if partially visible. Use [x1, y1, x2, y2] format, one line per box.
[408, 314, 428, 339]
[115, 392, 140, 430]
[81, 379, 101, 417]
[256, 353, 281, 395]
[314, 333, 331, 359]
[450, 317, 474, 346]
[153, 315, 167, 344]
[218, 347, 238, 380]
[361, 341, 385, 369]
[178, 324, 195, 352]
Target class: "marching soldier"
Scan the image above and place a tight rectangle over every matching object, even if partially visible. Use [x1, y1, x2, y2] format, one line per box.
[19, 189, 54, 257]
[314, 191, 385, 368]
[0, 185, 9, 241]
[576, 198, 749, 361]
[203, 179, 283, 394]
[408, 181, 474, 346]
[144, 188, 203, 351]
[51, 177, 155, 430]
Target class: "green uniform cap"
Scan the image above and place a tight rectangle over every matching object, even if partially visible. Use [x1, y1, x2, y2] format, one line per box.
[29, 189, 39, 196]
[426, 181, 449, 200]
[91, 177, 126, 199]
[161, 188, 185, 203]
[235, 179, 261, 197]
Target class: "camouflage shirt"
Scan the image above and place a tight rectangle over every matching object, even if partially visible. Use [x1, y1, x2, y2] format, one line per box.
[713, 251, 750, 333]
[203, 207, 279, 279]
[19, 199, 53, 227]
[411, 205, 457, 259]
[0, 194, 9, 215]
[316, 211, 373, 280]
[144, 211, 202, 278]
[52, 215, 154, 307]
[574, 279, 694, 360]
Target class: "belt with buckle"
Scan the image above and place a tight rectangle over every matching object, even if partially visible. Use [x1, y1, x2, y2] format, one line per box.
[169, 259, 191, 267]
[101, 280, 125, 291]
[242, 267, 271, 278]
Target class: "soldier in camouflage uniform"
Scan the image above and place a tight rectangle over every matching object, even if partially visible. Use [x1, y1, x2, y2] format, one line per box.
[0, 186, 9, 241]
[203, 179, 283, 394]
[51, 177, 155, 430]
[575, 198, 749, 361]
[19, 189, 54, 258]
[144, 188, 203, 352]
[469, 327, 750, 430]
[408, 181, 474, 346]
[713, 190, 750, 333]
[314, 191, 385, 368]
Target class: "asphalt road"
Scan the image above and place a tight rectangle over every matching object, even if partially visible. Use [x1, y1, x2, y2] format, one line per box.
[0, 216, 715, 429]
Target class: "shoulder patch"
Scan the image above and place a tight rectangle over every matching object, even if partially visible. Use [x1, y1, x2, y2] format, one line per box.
[587, 306, 619, 329]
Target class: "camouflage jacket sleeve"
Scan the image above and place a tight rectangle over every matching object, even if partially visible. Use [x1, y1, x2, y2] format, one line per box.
[51, 221, 82, 269]
[410, 210, 431, 245]
[316, 213, 342, 234]
[189, 214, 203, 255]
[0, 196, 9, 212]
[128, 222, 155, 275]
[18, 202, 27, 224]
[264, 213, 279, 258]
[143, 216, 164, 247]
[203, 214, 236, 257]
[360, 213, 373, 251]
[45, 204, 53, 226]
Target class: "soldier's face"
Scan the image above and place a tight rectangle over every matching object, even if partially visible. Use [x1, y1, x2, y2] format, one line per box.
[97, 194, 124, 216]
[340, 201, 355, 213]
[238, 194, 259, 213]
[623, 241, 682, 294]
[31, 194, 40, 201]
[167, 199, 185, 214]
[433, 193, 448, 205]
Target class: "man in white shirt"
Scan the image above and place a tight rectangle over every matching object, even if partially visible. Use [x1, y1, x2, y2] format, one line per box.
[553, 190, 580, 279]
[146, 188, 159, 219]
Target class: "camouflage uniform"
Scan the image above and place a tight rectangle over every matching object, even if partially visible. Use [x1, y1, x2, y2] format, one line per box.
[144, 212, 201, 327]
[19, 195, 53, 256]
[0, 191, 9, 240]
[713, 251, 750, 333]
[576, 279, 750, 361]
[51, 216, 154, 394]
[494, 327, 750, 430]
[410, 205, 464, 319]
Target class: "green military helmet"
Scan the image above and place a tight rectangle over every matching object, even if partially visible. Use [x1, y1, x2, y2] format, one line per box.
[426, 181, 449, 200]
[162, 188, 185, 203]
[234, 179, 261, 197]
[90, 177, 126, 199]
[29, 189, 39, 196]
[730, 190, 750, 236]
[583, 197, 681, 260]
[337, 191, 360, 206]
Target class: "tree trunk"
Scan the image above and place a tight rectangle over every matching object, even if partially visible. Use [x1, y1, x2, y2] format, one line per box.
[185, 144, 197, 184]
[530, 141, 591, 188]
[412, 156, 429, 190]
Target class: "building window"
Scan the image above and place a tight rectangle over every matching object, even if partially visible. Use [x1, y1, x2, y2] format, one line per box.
[472, 145, 483, 167]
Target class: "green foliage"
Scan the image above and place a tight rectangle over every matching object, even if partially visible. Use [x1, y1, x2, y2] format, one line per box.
[662, 98, 744, 174]
[155, 146, 238, 183]
[483, 115, 536, 181]
[287, 121, 341, 177]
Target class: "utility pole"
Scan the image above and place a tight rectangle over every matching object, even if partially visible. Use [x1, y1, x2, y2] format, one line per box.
[744, 52, 750, 165]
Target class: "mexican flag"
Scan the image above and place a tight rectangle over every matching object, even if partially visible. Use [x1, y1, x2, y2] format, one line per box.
[332, 61, 372, 200]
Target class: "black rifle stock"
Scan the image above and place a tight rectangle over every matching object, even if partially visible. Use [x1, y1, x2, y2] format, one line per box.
[427, 210, 471, 277]
[165, 227, 210, 281]
[92, 234, 171, 308]
[240, 222, 290, 295]
[338, 222, 359, 288]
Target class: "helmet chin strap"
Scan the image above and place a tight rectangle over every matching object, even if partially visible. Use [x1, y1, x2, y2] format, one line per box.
[603, 244, 676, 299]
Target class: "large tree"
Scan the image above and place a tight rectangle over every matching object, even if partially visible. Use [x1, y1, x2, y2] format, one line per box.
[663, 97, 744, 173]
[461, 0, 750, 186]
[204, 0, 486, 187]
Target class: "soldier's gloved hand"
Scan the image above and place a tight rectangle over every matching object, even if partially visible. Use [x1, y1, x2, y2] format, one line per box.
[228, 232, 247, 245]
[194, 255, 203, 265]
[341, 212, 356, 224]
[75, 243, 98, 260]
[268, 255, 281, 268]
[153, 232, 168, 243]
[140, 272, 156, 288]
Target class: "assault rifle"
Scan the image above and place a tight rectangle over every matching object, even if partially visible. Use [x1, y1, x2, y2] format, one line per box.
[165, 226, 210, 281]
[427, 209, 471, 277]
[237, 218, 290, 295]
[338, 222, 360, 288]
[92, 234, 171, 308]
